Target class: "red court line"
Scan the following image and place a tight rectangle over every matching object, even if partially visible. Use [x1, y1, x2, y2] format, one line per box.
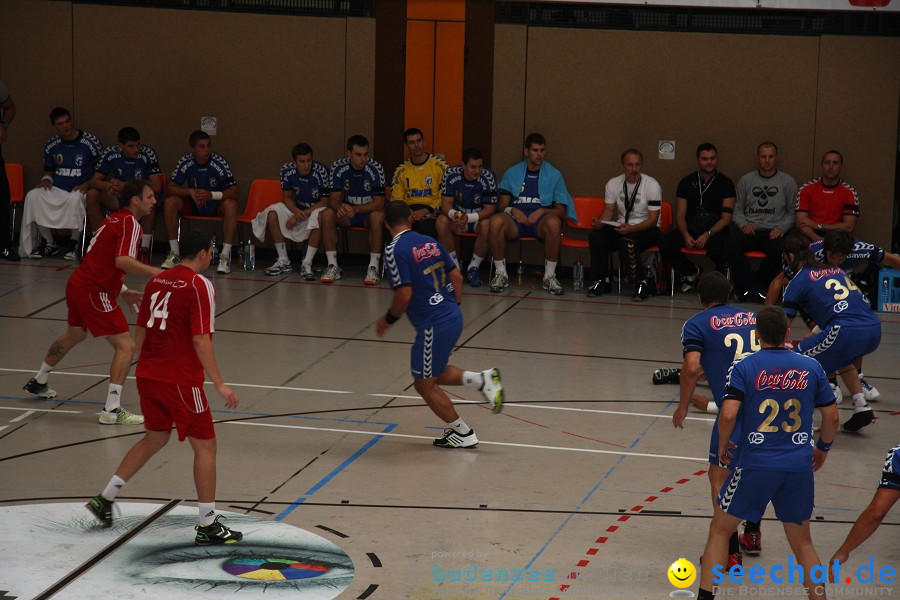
[563, 430, 629, 449]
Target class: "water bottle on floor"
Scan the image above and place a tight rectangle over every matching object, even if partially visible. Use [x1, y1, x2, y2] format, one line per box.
[210, 234, 219, 265]
[516, 260, 525, 286]
[573, 256, 584, 291]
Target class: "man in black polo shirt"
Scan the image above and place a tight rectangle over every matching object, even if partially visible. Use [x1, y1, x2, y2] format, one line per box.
[659, 143, 735, 293]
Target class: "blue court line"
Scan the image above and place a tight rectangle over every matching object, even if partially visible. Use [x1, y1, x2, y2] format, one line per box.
[0, 285, 24, 300]
[497, 394, 677, 600]
[275, 423, 397, 521]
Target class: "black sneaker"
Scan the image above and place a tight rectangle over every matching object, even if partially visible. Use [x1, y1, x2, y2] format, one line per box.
[842, 407, 874, 432]
[0, 247, 20, 261]
[30, 242, 59, 259]
[195, 515, 243, 545]
[632, 279, 651, 302]
[23, 377, 56, 398]
[86, 494, 114, 527]
[586, 278, 610, 298]
[652, 368, 681, 385]
[679, 266, 703, 293]
[433, 428, 479, 449]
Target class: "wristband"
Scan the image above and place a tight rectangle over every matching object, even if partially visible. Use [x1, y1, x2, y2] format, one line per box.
[211, 191, 223, 200]
[448, 209, 459, 220]
[384, 309, 399, 324]
[41, 175, 54, 184]
[504, 207, 514, 215]
[467, 212, 479, 224]
[707, 230, 713, 237]
[816, 438, 832, 452]
[121, 284, 129, 294]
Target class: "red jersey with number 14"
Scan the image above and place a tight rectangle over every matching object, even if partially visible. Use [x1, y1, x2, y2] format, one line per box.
[136, 265, 215, 386]
[70, 208, 140, 296]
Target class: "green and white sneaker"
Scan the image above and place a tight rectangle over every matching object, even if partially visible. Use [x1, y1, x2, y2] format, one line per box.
[99, 407, 144, 425]
[86, 494, 114, 527]
[480, 368, 504, 414]
[195, 515, 243, 545]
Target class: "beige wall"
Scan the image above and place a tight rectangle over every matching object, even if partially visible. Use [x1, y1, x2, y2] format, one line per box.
[492, 24, 900, 248]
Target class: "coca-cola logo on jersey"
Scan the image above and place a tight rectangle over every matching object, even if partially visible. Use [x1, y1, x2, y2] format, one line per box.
[755, 369, 810, 391]
[809, 267, 844, 281]
[709, 311, 756, 331]
[412, 242, 441, 262]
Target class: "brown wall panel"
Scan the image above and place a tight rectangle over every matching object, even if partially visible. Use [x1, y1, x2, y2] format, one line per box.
[491, 24, 528, 172]
[345, 17, 377, 150]
[814, 35, 900, 245]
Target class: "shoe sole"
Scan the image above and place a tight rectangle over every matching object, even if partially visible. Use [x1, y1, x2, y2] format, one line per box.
[842, 410, 875, 432]
[195, 536, 243, 545]
[27, 388, 57, 399]
[433, 441, 479, 449]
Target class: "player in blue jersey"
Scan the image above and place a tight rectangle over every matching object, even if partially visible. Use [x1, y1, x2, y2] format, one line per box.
[376, 201, 504, 448]
[489, 133, 575, 296]
[673, 271, 758, 566]
[89, 127, 163, 264]
[330, 135, 386, 285]
[435, 148, 497, 287]
[255, 143, 332, 279]
[828, 442, 900, 583]
[162, 130, 239, 274]
[697, 306, 839, 600]
[782, 232, 880, 432]
[20, 107, 102, 260]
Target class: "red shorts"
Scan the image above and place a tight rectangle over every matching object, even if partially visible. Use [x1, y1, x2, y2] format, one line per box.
[66, 279, 129, 337]
[137, 377, 215, 441]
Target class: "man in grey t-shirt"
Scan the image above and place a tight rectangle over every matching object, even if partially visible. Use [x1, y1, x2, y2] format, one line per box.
[726, 142, 797, 302]
[0, 79, 19, 260]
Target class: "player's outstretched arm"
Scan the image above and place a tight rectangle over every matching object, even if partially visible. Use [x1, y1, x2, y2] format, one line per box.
[115, 255, 163, 278]
[674, 351, 701, 428]
[829, 488, 900, 583]
[192, 333, 238, 409]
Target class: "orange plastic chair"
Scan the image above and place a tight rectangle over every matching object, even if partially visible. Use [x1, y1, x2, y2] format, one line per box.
[561, 196, 604, 250]
[237, 179, 282, 241]
[6, 162, 25, 242]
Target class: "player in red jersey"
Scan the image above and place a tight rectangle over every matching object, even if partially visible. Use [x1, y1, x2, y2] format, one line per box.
[23, 179, 161, 424]
[87, 229, 242, 545]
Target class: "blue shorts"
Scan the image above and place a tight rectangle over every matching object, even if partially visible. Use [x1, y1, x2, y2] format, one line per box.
[511, 213, 547, 242]
[190, 199, 221, 217]
[795, 323, 881, 374]
[718, 468, 814, 525]
[708, 418, 742, 468]
[411, 313, 462, 380]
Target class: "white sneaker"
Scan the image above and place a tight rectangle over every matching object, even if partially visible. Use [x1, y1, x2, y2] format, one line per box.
[161, 252, 180, 269]
[480, 368, 504, 413]
[364, 265, 379, 285]
[321, 264, 341, 284]
[63, 246, 79, 261]
[216, 255, 231, 274]
[99, 407, 144, 425]
[489, 273, 509, 293]
[859, 374, 880, 401]
[433, 428, 479, 448]
[831, 382, 843, 405]
[299, 263, 315, 281]
[264, 258, 292, 276]
[543, 274, 564, 295]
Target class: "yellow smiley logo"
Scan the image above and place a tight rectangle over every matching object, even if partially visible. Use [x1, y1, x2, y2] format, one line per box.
[668, 558, 697, 588]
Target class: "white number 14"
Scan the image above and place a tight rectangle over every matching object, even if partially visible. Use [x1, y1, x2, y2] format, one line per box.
[146, 290, 172, 330]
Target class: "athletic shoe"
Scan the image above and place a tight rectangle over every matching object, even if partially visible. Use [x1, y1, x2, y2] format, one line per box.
[321, 264, 341, 284]
[433, 428, 479, 449]
[830, 382, 843, 405]
[364, 265, 379, 285]
[632, 279, 651, 302]
[161, 252, 180, 269]
[587, 278, 611, 298]
[216, 255, 231, 274]
[859, 374, 880, 401]
[466, 266, 482, 288]
[63, 241, 79, 261]
[23, 377, 56, 398]
[489, 273, 509, 293]
[480, 368, 504, 413]
[727, 551, 743, 570]
[299, 263, 315, 281]
[543, 274, 564, 295]
[679, 266, 703, 293]
[652, 368, 681, 385]
[264, 258, 292, 276]
[842, 406, 874, 432]
[738, 528, 762, 556]
[0, 247, 21, 261]
[195, 515, 243, 545]
[137, 247, 152, 265]
[86, 494, 114, 528]
[30, 242, 58, 259]
[99, 407, 144, 425]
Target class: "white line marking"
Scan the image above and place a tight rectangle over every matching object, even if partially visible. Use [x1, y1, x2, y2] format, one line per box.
[0, 426, 6, 432]
[0, 406, 82, 414]
[224, 421, 707, 463]
[9, 410, 35, 422]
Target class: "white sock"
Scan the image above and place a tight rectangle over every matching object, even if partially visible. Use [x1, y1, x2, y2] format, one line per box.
[852, 392, 867, 409]
[463, 371, 484, 389]
[275, 242, 288, 262]
[222, 243, 232, 258]
[469, 255, 484, 270]
[35, 362, 53, 385]
[857, 372, 866, 381]
[303, 244, 318, 266]
[198, 502, 216, 526]
[326, 251, 338, 266]
[369, 253, 381, 269]
[141, 234, 152, 248]
[449, 418, 471, 435]
[706, 403, 719, 415]
[105, 383, 123, 412]
[449, 251, 460, 270]
[494, 260, 507, 276]
[545, 260, 558, 277]
[169, 240, 180, 255]
[102, 475, 126, 501]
